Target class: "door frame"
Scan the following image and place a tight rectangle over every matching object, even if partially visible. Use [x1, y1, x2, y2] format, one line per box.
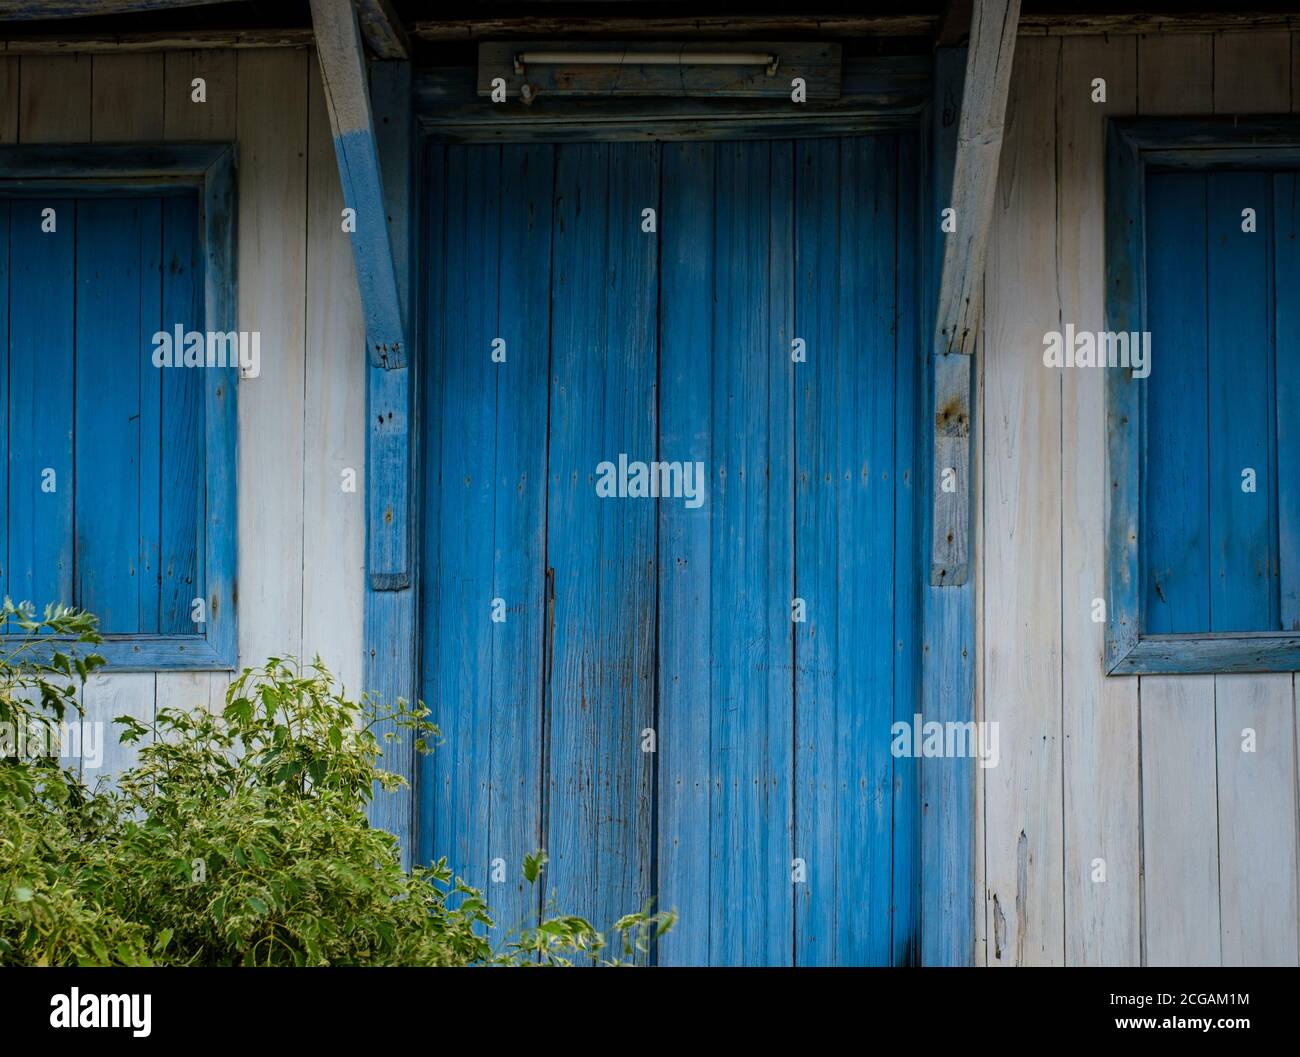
[363, 51, 978, 965]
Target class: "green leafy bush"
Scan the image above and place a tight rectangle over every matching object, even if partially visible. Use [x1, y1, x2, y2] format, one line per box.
[0, 602, 672, 966]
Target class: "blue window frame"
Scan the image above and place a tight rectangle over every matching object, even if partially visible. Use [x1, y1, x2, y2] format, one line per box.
[0, 144, 237, 671]
[1106, 119, 1300, 674]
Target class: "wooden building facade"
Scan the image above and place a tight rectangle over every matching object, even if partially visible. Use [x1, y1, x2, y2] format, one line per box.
[1, 1, 1298, 966]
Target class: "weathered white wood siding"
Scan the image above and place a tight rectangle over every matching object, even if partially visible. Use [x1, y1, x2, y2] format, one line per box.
[0, 48, 365, 781]
[981, 30, 1300, 966]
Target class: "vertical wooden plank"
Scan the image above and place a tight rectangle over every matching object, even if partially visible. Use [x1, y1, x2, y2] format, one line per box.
[74, 199, 144, 633]
[923, 46, 977, 967]
[6, 200, 74, 614]
[1057, 34, 1141, 967]
[303, 51, 365, 693]
[205, 672, 231, 712]
[137, 197, 163, 634]
[81, 671, 154, 790]
[1276, 174, 1300, 631]
[982, 37, 1064, 966]
[486, 143, 553, 937]
[788, 134, 920, 964]
[425, 143, 499, 903]
[793, 136, 840, 967]
[159, 196, 203, 634]
[544, 142, 658, 936]
[72, 195, 161, 779]
[78, 53, 166, 780]
[972, 209, 988, 968]
[1215, 674, 1299, 965]
[656, 140, 715, 966]
[91, 53, 164, 141]
[1206, 171, 1275, 632]
[596, 138, 657, 938]
[79, 50, 167, 789]
[1143, 172, 1210, 634]
[710, 139, 793, 966]
[765, 138, 796, 967]
[1214, 31, 1291, 113]
[544, 141, 611, 926]
[75, 196, 155, 774]
[236, 48, 308, 665]
[415, 140, 446, 868]
[156, 671, 218, 714]
[834, 134, 896, 965]
[164, 50, 237, 141]
[1141, 676, 1221, 966]
[0, 57, 18, 142]
[159, 49, 236, 715]
[1135, 27, 1222, 971]
[892, 131, 922, 966]
[1105, 112, 1144, 673]
[1137, 34, 1213, 115]
[18, 56, 91, 143]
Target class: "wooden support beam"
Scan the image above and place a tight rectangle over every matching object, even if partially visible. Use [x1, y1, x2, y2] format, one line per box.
[310, 0, 407, 369]
[364, 59, 418, 861]
[0, 28, 314, 52]
[365, 56, 413, 591]
[1018, 10, 1300, 35]
[352, 0, 408, 61]
[934, 0, 1018, 358]
[415, 14, 936, 41]
[416, 11, 1300, 41]
[930, 0, 1018, 587]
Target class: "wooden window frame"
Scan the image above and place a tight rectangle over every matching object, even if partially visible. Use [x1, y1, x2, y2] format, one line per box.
[0, 143, 238, 672]
[1105, 117, 1300, 674]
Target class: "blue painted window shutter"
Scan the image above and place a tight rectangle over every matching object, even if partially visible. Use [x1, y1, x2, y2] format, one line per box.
[1, 195, 207, 641]
[1143, 170, 1298, 635]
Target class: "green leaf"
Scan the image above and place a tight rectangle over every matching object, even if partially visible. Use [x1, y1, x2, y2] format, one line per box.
[522, 850, 547, 884]
[13, 887, 33, 903]
[246, 895, 269, 916]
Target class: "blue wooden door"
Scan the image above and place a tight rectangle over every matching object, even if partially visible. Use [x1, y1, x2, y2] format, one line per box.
[420, 135, 920, 965]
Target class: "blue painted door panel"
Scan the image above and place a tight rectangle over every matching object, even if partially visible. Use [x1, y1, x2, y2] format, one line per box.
[420, 136, 920, 965]
[1145, 170, 1294, 635]
[1, 195, 203, 632]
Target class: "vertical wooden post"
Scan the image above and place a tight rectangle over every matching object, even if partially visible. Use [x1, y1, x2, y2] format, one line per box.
[364, 60, 418, 862]
[921, 46, 978, 966]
